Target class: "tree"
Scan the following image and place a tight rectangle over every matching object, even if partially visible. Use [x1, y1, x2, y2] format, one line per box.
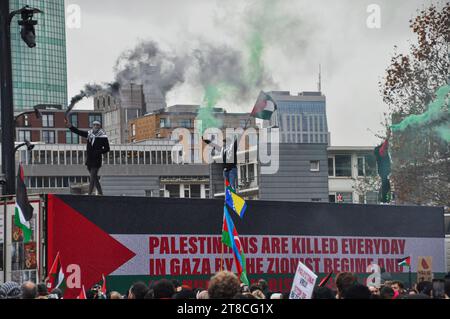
[379, 2, 449, 206]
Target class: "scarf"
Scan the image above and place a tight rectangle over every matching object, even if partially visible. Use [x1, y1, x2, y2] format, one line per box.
[88, 129, 107, 146]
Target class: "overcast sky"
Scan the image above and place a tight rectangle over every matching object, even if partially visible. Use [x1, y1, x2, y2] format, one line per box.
[65, 0, 432, 146]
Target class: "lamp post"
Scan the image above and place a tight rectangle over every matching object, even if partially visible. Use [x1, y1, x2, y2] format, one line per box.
[0, 3, 42, 195]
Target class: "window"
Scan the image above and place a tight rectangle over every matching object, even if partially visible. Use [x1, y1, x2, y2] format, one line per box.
[70, 114, 78, 127]
[179, 119, 192, 128]
[191, 185, 201, 198]
[358, 157, 365, 177]
[302, 115, 308, 132]
[329, 194, 336, 203]
[310, 160, 320, 172]
[66, 131, 79, 144]
[184, 185, 190, 198]
[166, 185, 180, 198]
[328, 158, 335, 176]
[42, 114, 54, 127]
[335, 155, 352, 177]
[18, 130, 31, 142]
[42, 131, 56, 144]
[131, 124, 136, 137]
[365, 155, 377, 176]
[204, 184, 210, 199]
[240, 120, 247, 128]
[24, 115, 30, 127]
[160, 118, 169, 128]
[89, 114, 102, 127]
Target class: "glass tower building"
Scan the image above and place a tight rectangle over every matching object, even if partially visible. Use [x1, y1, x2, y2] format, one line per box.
[9, 0, 67, 112]
[270, 91, 329, 144]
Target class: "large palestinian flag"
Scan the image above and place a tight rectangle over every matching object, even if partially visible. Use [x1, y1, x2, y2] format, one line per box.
[14, 163, 34, 243]
[46, 194, 446, 297]
[251, 91, 277, 120]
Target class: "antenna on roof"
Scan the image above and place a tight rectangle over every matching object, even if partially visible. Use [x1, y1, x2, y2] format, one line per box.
[318, 64, 322, 93]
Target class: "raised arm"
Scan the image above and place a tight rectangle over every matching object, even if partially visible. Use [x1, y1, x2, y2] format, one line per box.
[202, 138, 221, 151]
[65, 119, 88, 138]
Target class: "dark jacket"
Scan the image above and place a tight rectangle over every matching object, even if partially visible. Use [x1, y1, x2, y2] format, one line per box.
[205, 138, 239, 171]
[70, 126, 110, 168]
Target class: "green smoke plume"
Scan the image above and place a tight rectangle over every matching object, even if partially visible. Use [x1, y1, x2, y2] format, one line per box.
[197, 85, 224, 134]
[196, 0, 278, 135]
[391, 85, 450, 142]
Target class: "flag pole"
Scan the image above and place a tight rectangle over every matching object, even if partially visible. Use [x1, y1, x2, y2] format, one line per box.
[409, 266, 412, 290]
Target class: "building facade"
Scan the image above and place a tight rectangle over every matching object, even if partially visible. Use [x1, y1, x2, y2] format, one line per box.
[10, 0, 67, 112]
[15, 107, 103, 144]
[212, 143, 330, 203]
[94, 84, 146, 144]
[128, 105, 255, 143]
[328, 146, 378, 204]
[17, 142, 211, 198]
[269, 91, 329, 145]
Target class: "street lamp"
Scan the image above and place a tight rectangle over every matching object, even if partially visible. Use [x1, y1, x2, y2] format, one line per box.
[9, 6, 43, 48]
[15, 105, 43, 122]
[0, 3, 42, 195]
[14, 140, 35, 153]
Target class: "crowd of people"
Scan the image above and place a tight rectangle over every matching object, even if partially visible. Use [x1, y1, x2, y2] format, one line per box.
[0, 271, 449, 300]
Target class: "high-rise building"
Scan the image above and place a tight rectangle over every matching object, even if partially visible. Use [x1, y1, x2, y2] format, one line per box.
[9, 0, 67, 112]
[269, 91, 329, 144]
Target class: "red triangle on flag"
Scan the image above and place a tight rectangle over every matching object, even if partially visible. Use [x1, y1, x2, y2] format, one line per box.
[47, 195, 136, 299]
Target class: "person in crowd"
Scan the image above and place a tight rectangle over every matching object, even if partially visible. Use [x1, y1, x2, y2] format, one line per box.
[251, 289, 266, 299]
[380, 286, 395, 299]
[257, 279, 271, 299]
[416, 281, 433, 297]
[444, 273, 450, 299]
[171, 279, 182, 293]
[208, 271, 241, 299]
[128, 282, 149, 299]
[50, 288, 64, 299]
[312, 286, 336, 299]
[173, 288, 196, 299]
[0, 282, 21, 299]
[249, 284, 266, 299]
[65, 119, 110, 196]
[341, 283, 371, 299]
[196, 289, 209, 299]
[108, 291, 123, 299]
[335, 272, 358, 299]
[36, 283, 49, 299]
[233, 293, 256, 299]
[153, 279, 175, 299]
[391, 280, 406, 295]
[21, 281, 38, 299]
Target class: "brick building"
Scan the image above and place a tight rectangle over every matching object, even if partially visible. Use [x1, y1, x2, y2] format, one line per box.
[15, 106, 103, 144]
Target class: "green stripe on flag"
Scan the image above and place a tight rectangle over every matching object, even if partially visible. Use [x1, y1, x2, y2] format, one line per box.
[14, 206, 32, 243]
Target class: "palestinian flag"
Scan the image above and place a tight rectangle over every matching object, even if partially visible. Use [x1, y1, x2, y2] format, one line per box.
[101, 274, 107, 294]
[14, 163, 34, 243]
[397, 256, 411, 268]
[77, 286, 87, 300]
[47, 252, 66, 292]
[319, 271, 333, 287]
[250, 91, 277, 120]
[222, 206, 250, 286]
[225, 179, 247, 219]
